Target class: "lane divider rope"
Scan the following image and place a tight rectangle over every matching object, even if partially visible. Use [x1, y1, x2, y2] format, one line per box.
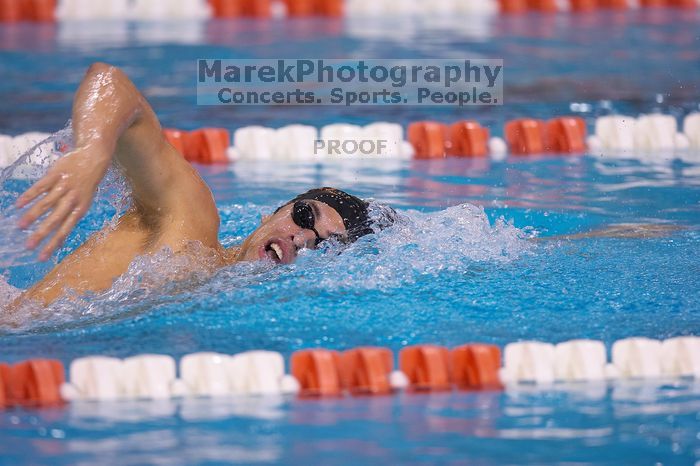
[0, 336, 697, 407]
[0, 0, 698, 22]
[2, 112, 698, 168]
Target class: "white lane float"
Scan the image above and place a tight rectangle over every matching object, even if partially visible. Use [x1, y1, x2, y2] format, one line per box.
[231, 126, 277, 161]
[122, 354, 178, 400]
[58, 0, 210, 20]
[273, 125, 319, 160]
[362, 122, 413, 158]
[500, 341, 556, 385]
[684, 113, 700, 149]
[228, 350, 299, 396]
[590, 114, 692, 156]
[592, 116, 637, 152]
[346, 0, 498, 15]
[231, 123, 413, 161]
[179, 352, 233, 397]
[61, 356, 125, 401]
[661, 336, 700, 378]
[319, 123, 364, 155]
[609, 337, 663, 379]
[130, 0, 211, 20]
[634, 114, 678, 151]
[321, 123, 414, 158]
[554, 339, 607, 382]
[56, 0, 131, 20]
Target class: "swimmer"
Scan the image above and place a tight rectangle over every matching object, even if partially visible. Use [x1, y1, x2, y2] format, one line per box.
[3, 63, 680, 311]
[9, 63, 391, 307]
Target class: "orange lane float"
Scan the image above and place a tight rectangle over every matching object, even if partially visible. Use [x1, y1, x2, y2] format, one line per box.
[27, 0, 54, 21]
[212, 0, 343, 17]
[0, 363, 7, 407]
[598, 0, 628, 8]
[164, 128, 230, 164]
[242, 0, 271, 17]
[185, 128, 231, 164]
[448, 121, 489, 157]
[339, 347, 393, 395]
[284, 0, 316, 16]
[545, 116, 587, 153]
[498, 0, 529, 13]
[0, 0, 23, 22]
[316, 0, 343, 16]
[570, 0, 598, 11]
[0, 0, 55, 22]
[407, 121, 448, 159]
[1, 359, 65, 407]
[399, 345, 451, 391]
[209, 0, 243, 17]
[290, 349, 342, 397]
[527, 0, 558, 12]
[667, 0, 697, 7]
[505, 118, 546, 155]
[209, 0, 271, 18]
[506, 117, 587, 155]
[451, 344, 503, 391]
[640, 0, 698, 6]
[285, 0, 343, 16]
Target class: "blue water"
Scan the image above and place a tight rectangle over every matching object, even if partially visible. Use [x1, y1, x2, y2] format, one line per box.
[1, 9, 700, 465]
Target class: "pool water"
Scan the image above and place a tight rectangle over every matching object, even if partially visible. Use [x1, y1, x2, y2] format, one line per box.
[1, 9, 700, 466]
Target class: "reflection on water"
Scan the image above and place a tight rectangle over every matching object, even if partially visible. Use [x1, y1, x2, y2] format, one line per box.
[0, 381, 698, 465]
[2, 9, 700, 135]
[1, 10, 700, 465]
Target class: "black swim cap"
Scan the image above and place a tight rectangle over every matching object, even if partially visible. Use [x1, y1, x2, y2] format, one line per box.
[277, 187, 375, 242]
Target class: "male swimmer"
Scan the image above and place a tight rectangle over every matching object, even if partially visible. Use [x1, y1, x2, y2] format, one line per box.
[5, 64, 678, 310]
[9, 63, 389, 307]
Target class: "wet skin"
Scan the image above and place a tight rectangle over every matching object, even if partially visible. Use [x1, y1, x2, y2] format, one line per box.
[5, 64, 680, 309]
[10, 63, 346, 307]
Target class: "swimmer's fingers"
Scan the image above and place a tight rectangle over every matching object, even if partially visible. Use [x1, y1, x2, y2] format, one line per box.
[38, 206, 86, 262]
[15, 172, 59, 209]
[17, 183, 65, 230]
[25, 194, 76, 257]
[26, 194, 75, 250]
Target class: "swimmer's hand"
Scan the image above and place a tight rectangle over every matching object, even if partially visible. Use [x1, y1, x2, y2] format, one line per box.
[15, 146, 110, 261]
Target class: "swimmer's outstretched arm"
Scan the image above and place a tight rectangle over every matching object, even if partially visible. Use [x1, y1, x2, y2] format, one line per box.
[533, 224, 683, 241]
[15, 62, 208, 260]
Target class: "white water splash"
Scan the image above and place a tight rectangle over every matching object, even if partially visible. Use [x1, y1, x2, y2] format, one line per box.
[0, 122, 130, 268]
[309, 202, 533, 291]
[0, 131, 533, 331]
[0, 199, 532, 330]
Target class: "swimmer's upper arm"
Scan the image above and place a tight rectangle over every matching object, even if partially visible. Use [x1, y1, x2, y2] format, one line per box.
[80, 63, 218, 231]
[15, 63, 220, 263]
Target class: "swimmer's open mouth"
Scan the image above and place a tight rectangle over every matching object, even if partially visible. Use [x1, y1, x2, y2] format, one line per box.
[264, 240, 289, 264]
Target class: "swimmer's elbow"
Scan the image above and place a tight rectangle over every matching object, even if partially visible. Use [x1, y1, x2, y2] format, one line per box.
[84, 62, 132, 91]
[86, 61, 116, 76]
[77, 62, 146, 128]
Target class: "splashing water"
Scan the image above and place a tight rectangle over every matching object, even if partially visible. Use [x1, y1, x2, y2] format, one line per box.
[0, 123, 131, 267]
[308, 202, 533, 292]
[0, 126, 532, 330]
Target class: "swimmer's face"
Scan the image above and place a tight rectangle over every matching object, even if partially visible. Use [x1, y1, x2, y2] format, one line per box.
[236, 200, 347, 265]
